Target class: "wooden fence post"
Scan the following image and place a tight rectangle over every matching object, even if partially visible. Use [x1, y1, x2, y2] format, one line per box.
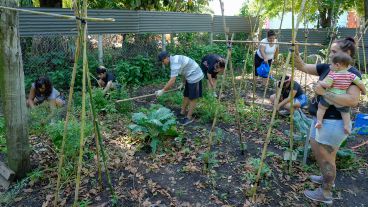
[0, 0, 31, 179]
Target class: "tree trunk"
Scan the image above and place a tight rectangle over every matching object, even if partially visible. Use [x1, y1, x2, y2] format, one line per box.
[39, 0, 62, 8]
[0, 0, 30, 179]
[319, 8, 332, 28]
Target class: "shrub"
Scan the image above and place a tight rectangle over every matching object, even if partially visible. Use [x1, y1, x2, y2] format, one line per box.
[129, 105, 179, 153]
[196, 93, 232, 123]
[46, 117, 93, 158]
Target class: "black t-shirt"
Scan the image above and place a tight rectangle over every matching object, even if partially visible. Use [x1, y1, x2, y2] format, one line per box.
[281, 81, 304, 100]
[102, 72, 116, 84]
[309, 64, 362, 119]
[201, 54, 222, 75]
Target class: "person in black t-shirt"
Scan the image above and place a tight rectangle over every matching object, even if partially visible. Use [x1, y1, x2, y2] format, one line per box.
[200, 54, 225, 97]
[294, 37, 362, 204]
[270, 75, 308, 112]
[96, 66, 117, 94]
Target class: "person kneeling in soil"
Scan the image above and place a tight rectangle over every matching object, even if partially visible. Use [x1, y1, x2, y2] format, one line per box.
[200, 54, 226, 97]
[27, 76, 65, 108]
[156, 51, 204, 125]
[270, 75, 308, 115]
[315, 52, 366, 134]
[96, 65, 117, 94]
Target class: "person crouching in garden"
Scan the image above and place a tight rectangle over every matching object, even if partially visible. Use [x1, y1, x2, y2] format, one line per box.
[270, 75, 308, 115]
[155, 51, 204, 125]
[200, 54, 226, 97]
[96, 65, 117, 94]
[27, 76, 65, 108]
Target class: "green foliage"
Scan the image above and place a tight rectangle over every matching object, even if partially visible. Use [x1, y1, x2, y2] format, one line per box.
[0, 117, 6, 153]
[87, 0, 212, 13]
[46, 117, 93, 158]
[90, 88, 118, 114]
[200, 151, 219, 170]
[243, 157, 272, 182]
[157, 90, 183, 106]
[196, 92, 232, 124]
[336, 148, 357, 169]
[129, 105, 179, 153]
[114, 55, 167, 86]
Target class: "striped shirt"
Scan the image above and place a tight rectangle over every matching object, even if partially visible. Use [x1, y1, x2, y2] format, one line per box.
[327, 70, 358, 90]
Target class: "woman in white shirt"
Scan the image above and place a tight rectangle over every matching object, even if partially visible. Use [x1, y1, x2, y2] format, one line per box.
[254, 30, 279, 81]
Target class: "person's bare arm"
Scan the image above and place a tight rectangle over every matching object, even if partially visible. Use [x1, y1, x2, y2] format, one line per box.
[163, 77, 176, 91]
[315, 84, 361, 107]
[355, 82, 367, 95]
[207, 73, 215, 88]
[278, 90, 297, 108]
[103, 80, 113, 94]
[27, 87, 36, 107]
[260, 45, 268, 62]
[294, 44, 319, 76]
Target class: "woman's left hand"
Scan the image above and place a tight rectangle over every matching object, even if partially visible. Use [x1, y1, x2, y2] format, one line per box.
[314, 83, 326, 95]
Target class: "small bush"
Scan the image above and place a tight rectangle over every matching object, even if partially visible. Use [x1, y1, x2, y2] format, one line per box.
[243, 157, 272, 183]
[129, 104, 179, 153]
[157, 90, 183, 107]
[46, 117, 93, 158]
[196, 93, 232, 123]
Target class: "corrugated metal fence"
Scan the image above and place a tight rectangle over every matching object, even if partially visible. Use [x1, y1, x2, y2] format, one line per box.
[19, 8, 256, 36]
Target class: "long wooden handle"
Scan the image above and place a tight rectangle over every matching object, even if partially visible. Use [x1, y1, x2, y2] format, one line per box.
[115, 88, 180, 103]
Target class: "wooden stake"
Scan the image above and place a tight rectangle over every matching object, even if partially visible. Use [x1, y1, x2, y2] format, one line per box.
[115, 88, 179, 103]
[73, 0, 88, 205]
[251, 0, 308, 200]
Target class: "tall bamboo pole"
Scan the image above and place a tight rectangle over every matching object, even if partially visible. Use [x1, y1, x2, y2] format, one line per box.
[288, 0, 296, 173]
[251, 0, 308, 200]
[53, 2, 82, 206]
[73, 0, 88, 205]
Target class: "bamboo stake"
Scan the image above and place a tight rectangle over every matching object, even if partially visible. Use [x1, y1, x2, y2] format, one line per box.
[73, 0, 88, 205]
[303, 21, 308, 95]
[53, 3, 82, 206]
[218, 0, 244, 154]
[0, 5, 115, 22]
[251, 0, 308, 200]
[115, 88, 179, 103]
[257, 0, 287, 125]
[205, 29, 233, 170]
[288, 0, 296, 174]
[212, 40, 323, 47]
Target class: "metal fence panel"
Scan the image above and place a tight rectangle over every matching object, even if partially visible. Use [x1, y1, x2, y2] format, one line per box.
[138, 11, 212, 33]
[213, 16, 256, 33]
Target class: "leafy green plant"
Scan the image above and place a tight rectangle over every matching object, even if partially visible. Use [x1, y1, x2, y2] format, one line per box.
[129, 105, 179, 153]
[242, 157, 272, 183]
[157, 90, 183, 106]
[196, 92, 232, 123]
[46, 117, 93, 158]
[200, 151, 218, 170]
[336, 149, 357, 169]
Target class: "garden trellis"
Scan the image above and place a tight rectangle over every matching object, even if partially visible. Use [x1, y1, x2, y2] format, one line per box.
[0, 2, 116, 206]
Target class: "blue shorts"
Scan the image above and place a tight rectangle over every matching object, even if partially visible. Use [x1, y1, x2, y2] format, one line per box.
[310, 117, 351, 147]
[294, 94, 308, 108]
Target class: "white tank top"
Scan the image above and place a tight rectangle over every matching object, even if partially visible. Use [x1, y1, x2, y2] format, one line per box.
[256, 38, 278, 60]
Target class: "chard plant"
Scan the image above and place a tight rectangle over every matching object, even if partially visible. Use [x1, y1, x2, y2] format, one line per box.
[129, 105, 179, 153]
